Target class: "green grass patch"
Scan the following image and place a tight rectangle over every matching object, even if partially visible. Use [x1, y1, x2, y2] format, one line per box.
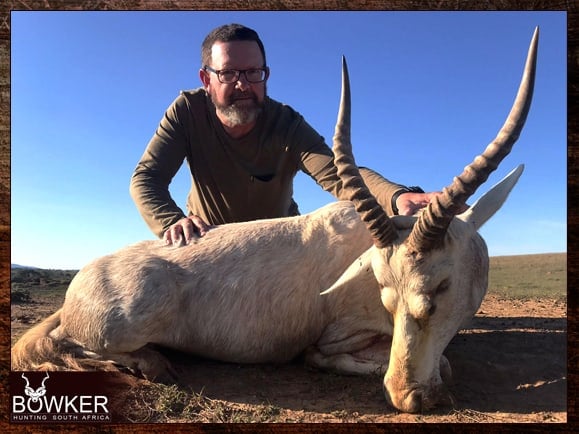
[488, 253, 566, 300]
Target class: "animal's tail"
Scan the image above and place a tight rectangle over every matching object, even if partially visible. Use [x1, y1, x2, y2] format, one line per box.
[11, 309, 117, 372]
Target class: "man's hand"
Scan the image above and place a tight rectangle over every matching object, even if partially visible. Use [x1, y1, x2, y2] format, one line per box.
[396, 192, 468, 216]
[396, 191, 440, 216]
[163, 215, 212, 246]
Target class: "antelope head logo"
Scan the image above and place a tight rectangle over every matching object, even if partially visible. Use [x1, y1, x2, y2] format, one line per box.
[21, 372, 50, 402]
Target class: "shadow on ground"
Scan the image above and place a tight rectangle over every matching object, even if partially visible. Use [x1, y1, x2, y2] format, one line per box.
[161, 315, 566, 417]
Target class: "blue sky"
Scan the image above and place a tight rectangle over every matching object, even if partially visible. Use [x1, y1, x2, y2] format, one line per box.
[11, 11, 566, 269]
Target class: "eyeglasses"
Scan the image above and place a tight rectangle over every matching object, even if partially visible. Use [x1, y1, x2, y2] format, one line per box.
[204, 65, 268, 84]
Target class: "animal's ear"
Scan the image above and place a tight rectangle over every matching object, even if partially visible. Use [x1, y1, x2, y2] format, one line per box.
[457, 164, 524, 230]
[321, 248, 378, 296]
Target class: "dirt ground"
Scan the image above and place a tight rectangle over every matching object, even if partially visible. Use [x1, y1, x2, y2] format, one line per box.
[10, 292, 567, 424]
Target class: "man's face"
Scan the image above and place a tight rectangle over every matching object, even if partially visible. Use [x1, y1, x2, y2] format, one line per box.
[201, 40, 268, 127]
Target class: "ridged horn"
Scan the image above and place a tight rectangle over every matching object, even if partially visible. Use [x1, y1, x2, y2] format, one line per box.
[333, 56, 398, 248]
[406, 27, 539, 253]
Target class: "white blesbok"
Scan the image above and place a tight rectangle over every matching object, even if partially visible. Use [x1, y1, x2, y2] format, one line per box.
[11, 28, 537, 413]
[328, 27, 538, 412]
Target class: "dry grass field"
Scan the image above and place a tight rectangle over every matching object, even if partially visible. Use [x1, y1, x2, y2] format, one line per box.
[9, 253, 567, 424]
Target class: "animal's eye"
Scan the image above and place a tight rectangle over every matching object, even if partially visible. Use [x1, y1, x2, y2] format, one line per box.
[428, 303, 437, 316]
[436, 279, 450, 295]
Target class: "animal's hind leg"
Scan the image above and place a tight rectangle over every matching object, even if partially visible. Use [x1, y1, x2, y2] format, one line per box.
[103, 344, 178, 383]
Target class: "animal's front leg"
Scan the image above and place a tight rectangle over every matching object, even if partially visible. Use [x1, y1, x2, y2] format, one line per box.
[305, 347, 387, 375]
[304, 335, 392, 376]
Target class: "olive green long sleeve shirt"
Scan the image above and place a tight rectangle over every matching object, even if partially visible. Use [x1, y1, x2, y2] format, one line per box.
[130, 88, 406, 238]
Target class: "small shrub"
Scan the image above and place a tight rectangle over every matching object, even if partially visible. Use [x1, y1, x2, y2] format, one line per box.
[11, 289, 31, 304]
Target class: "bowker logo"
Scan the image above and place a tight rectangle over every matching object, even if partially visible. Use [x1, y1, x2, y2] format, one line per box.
[11, 372, 111, 423]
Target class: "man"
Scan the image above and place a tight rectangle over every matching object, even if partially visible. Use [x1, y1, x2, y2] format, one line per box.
[130, 23, 436, 246]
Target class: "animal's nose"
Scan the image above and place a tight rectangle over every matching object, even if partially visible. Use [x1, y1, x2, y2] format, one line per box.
[383, 376, 452, 413]
[383, 378, 423, 413]
[402, 390, 423, 413]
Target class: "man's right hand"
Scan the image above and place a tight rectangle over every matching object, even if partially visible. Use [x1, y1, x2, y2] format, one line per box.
[163, 215, 212, 246]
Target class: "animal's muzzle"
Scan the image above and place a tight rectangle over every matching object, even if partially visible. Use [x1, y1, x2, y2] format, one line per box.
[383, 378, 453, 413]
[383, 356, 454, 413]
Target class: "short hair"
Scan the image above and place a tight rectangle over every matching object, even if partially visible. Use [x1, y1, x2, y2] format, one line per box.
[201, 24, 267, 67]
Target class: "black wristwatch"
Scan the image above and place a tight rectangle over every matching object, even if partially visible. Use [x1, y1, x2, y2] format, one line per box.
[391, 186, 425, 215]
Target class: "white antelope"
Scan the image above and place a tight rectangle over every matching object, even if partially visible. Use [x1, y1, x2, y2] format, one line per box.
[11, 28, 538, 413]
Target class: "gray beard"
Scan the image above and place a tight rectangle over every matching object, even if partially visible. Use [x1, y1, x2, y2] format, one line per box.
[211, 88, 266, 127]
[218, 101, 262, 126]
